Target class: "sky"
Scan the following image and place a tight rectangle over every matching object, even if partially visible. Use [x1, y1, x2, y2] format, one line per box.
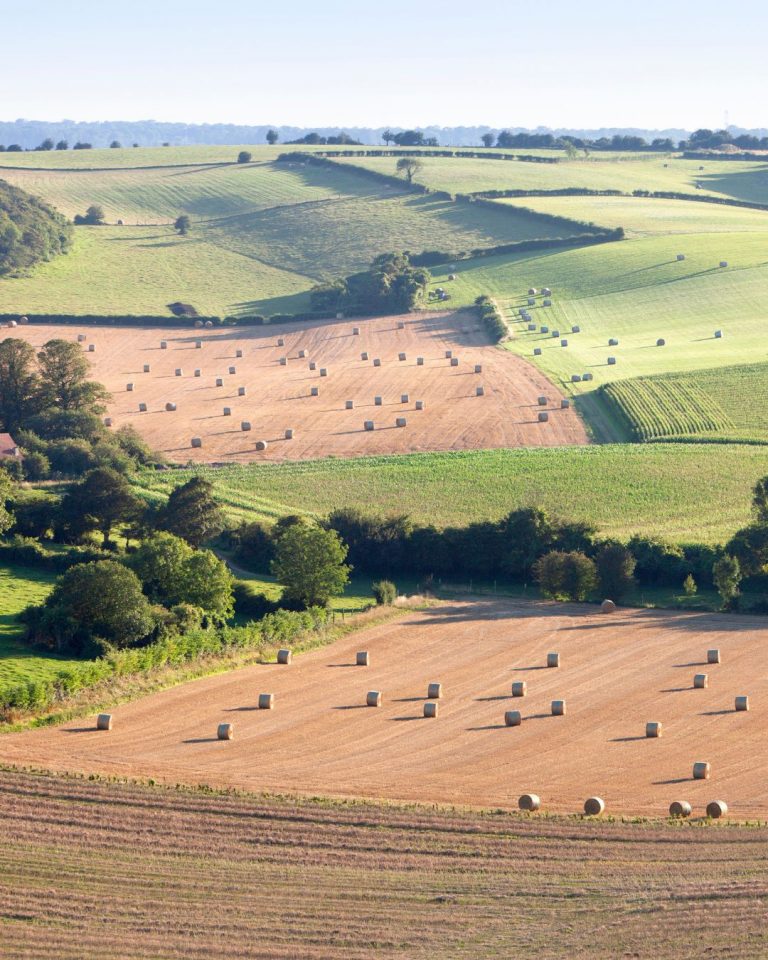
[1, 0, 766, 130]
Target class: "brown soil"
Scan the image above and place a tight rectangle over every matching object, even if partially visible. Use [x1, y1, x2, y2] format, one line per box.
[2, 600, 766, 819]
[2, 768, 766, 960]
[6, 312, 587, 462]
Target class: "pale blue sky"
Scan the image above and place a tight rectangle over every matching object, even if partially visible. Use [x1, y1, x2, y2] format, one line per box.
[2, 0, 766, 129]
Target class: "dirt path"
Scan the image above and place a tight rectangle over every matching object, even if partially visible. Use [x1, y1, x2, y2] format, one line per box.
[2, 599, 766, 818]
[5, 312, 588, 462]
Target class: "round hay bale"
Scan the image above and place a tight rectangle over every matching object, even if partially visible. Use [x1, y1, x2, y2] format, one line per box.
[656, 338, 666, 347]
[373, 395, 383, 406]
[396, 417, 407, 427]
[104, 417, 113, 427]
[228, 366, 236, 375]
[175, 368, 183, 377]
[706, 800, 728, 819]
[223, 407, 231, 416]
[366, 690, 382, 707]
[450, 357, 459, 367]
[551, 699, 566, 716]
[279, 357, 287, 366]
[96, 713, 112, 731]
[205, 321, 214, 328]
[241, 421, 251, 431]
[373, 358, 381, 367]
[398, 352, 406, 361]
[528, 288, 537, 296]
[397, 321, 405, 329]
[448, 273, 457, 281]
[543, 299, 552, 307]
[445, 350, 453, 359]
[551, 330, 560, 338]
[139, 403, 148, 412]
[336, 312, 344, 320]
[476, 386, 485, 396]
[255, 440, 268, 451]
[194, 369, 202, 378]
[258, 693, 274, 710]
[126, 383, 134, 392]
[560, 339, 568, 347]
[277, 338, 285, 347]
[361, 352, 369, 361]
[518, 793, 541, 812]
[537, 396, 548, 406]
[571, 375, 581, 383]
[719, 261, 728, 268]
[607, 356, 617, 365]
[572, 325, 580, 334]
[352, 327, 360, 335]
[364, 420, 375, 431]
[561, 398, 570, 409]
[416, 356, 424, 365]
[356, 651, 370, 666]
[423, 701, 439, 718]
[608, 338, 618, 346]
[540, 326, 549, 334]
[345, 400, 354, 410]
[504, 710, 522, 727]
[19, 316, 28, 324]
[299, 349, 307, 358]
[195, 340, 202, 349]
[401, 394, 409, 403]
[528, 323, 537, 331]
[88, 344, 96, 353]
[693, 673, 708, 689]
[427, 682, 443, 699]
[195, 321, 203, 328]
[533, 348, 542, 356]
[547, 652, 560, 668]
[669, 800, 692, 818]
[285, 428, 294, 439]
[542, 287, 552, 296]
[714, 330, 723, 339]
[310, 386, 319, 397]
[538, 411, 549, 422]
[528, 297, 535, 306]
[143, 364, 151, 373]
[693, 761, 711, 780]
[236, 349, 243, 358]
[215, 377, 224, 387]
[584, 797, 605, 816]
[77, 333, 86, 342]
[415, 400, 425, 410]
[238, 386, 246, 396]
[646, 721, 662, 738]
[582, 372, 593, 381]
[511, 681, 527, 697]
[601, 599, 616, 614]
[474, 364, 482, 374]
[707, 649, 721, 664]
[165, 403, 176, 412]
[676, 253, 685, 261]
[735, 695, 749, 711]
[309, 360, 317, 370]
[217, 723, 233, 740]
[191, 437, 202, 448]
[160, 341, 168, 349]
[320, 368, 328, 377]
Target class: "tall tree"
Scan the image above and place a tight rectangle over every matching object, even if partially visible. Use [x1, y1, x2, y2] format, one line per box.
[396, 157, 424, 183]
[59, 467, 142, 546]
[266, 129, 279, 144]
[174, 215, 191, 235]
[272, 524, 351, 608]
[156, 477, 225, 547]
[37, 339, 109, 412]
[481, 133, 495, 148]
[0, 469, 13, 536]
[0, 338, 40, 432]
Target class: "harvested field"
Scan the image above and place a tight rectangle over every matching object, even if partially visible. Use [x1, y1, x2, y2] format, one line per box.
[3, 599, 768, 819]
[5, 313, 587, 461]
[3, 770, 767, 960]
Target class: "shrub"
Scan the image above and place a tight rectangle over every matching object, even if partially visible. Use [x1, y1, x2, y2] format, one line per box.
[237, 151, 252, 163]
[534, 550, 597, 601]
[596, 541, 636, 601]
[683, 573, 697, 596]
[372, 580, 397, 605]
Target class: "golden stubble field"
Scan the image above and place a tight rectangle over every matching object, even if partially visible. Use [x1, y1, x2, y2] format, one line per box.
[2, 599, 766, 819]
[4, 312, 587, 461]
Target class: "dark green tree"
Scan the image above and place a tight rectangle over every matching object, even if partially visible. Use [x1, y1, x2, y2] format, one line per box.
[110, 140, 122, 148]
[481, 132, 494, 148]
[37, 339, 110, 412]
[59, 467, 142, 546]
[712, 554, 741, 609]
[596, 541, 636, 601]
[0, 338, 40, 432]
[156, 477, 225, 547]
[396, 156, 424, 182]
[174, 215, 191, 235]
[0, 470, 13, 536]
[382, 129, 395, 145]
[272, 524, 351, 608]
[237, 151, 252, 163]
[55, 140, 68, 150]
[752, 476, 768, 521]
[534, 550, 597, 602]
[266, 129, 279, 144]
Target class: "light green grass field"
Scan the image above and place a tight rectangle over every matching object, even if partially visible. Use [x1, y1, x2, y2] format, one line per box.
[131, 445, 768, 544]
[0, 565, 82, 694]
[600, 361, 768, 443]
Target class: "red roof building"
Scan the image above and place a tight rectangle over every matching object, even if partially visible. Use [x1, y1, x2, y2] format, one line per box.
[0, 434, 22, 459]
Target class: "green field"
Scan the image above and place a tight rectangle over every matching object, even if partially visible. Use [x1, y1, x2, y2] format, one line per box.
[600, 361, 768, 443]
[131, 445, 768, 544]
[0, 565, 81, 694]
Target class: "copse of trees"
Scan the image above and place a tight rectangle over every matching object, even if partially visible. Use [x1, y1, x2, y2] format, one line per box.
[286, 132, 362, 146]
[0, 180, 73, 275]
[310, 252, 431, 316]
[73, 205, 106, 225]
[271, 523, 351, 608]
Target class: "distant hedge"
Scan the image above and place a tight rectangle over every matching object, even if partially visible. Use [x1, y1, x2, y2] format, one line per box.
[0, 311, 339, 328]
[474, 295, 507, 341]
[0, 537, 112, 573]
[408, 229, 624, 267]
[278, 149, 559, 164]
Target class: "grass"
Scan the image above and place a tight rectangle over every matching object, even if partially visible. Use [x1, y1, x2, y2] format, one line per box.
[0, 565, 81, 694]
[131, 444, 768, 544]
[600, 361, 768, 443]
[2, 768, 767, 959]
[232, 565, 380, 615]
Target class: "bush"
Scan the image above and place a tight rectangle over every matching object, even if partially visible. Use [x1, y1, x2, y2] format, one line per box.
[474, 295, 507, 342]
[534, 550, 597, 601]
[21, 450, 50, 480]
[372, 580, 397, 605]
[237, 151, 252, 163]
[596, 541, 636, 601]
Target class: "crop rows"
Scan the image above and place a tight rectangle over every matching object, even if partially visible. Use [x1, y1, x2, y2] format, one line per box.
[601, 378, 732, 440]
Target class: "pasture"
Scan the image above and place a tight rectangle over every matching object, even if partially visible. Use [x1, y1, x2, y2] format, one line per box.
[4, 769, 766, 960]
[3, 598, 768, 818]
[3, 314, 585, 463]
[0, 565, 78, 695]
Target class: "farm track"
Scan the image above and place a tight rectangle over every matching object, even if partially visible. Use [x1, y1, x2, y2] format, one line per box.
[5, 313, 587, 462]
[3, 599, 768, 819]
[1, 767, 767, 959]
